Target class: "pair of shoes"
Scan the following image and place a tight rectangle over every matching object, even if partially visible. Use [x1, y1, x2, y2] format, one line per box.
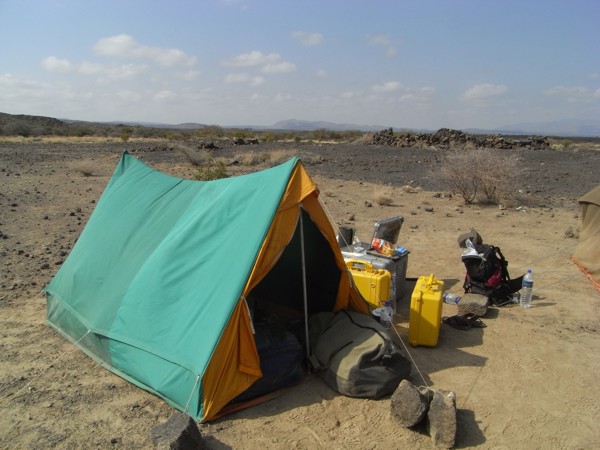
[463, 313, 486, 328]
[442, 314, 486, 330]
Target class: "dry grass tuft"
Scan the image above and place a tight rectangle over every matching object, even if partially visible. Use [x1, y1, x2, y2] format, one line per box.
[177, 145, 212, 166]
[72, 160, 97, 176]
[235, 149, 297, 167]
[373, 185, 394, 206]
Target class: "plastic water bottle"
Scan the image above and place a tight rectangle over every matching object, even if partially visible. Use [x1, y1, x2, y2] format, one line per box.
[443, 293, 462, 305]
[521, 269, 533, 308]
[381, 301, 393, 331]
[390, 272, 397, 301]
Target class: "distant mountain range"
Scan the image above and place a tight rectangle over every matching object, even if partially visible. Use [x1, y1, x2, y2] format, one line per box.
[485, 119, 600, 137]
[2, 112, 599, 137]
[265, 119, 600, 137]
[245, 118, 600, 137]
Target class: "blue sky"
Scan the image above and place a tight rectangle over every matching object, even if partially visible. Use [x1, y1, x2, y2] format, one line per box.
[1, 0, 598, 130]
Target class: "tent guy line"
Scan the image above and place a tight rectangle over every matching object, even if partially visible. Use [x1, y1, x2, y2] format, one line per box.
[6, 329, 92, 402]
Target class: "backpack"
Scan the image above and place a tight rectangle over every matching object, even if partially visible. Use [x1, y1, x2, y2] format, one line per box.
[462, 243, 523, 306]
[308, 310, 411, 399]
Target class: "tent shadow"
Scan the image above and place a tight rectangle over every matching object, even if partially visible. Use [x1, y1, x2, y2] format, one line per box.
[442, 277, 463, 291]
[456, 408, 486, 448]
[392, 280, 488, 387]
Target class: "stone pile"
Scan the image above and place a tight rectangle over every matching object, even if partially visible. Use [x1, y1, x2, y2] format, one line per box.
[232, 137, 259, 145]
[390, 379, 457, 448]
[366, 128, 550, 150]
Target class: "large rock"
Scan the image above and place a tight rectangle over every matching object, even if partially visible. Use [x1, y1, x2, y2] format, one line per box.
[151, 412, 206, 450]
[390, 379, 430, 427]
[426, 390, 457, 448]
[457, 293, 489, 317]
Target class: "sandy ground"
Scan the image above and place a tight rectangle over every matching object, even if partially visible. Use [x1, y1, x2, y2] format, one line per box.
[1, 140, 599, 449]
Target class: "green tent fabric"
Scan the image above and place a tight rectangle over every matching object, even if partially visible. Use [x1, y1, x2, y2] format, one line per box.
[46, 151, 369, 421]
[46, 152, 299, 419]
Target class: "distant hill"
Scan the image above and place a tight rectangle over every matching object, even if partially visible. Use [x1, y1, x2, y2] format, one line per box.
[100, 121, 208, 130]
[489, 119, 600, 137]
[269, 119, 389, 132]
[2, 112, 599, 138]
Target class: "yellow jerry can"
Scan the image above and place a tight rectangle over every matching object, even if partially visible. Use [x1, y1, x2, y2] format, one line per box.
[409, 274, 445, 347]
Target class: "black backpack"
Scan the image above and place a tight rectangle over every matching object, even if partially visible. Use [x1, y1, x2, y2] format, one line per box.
[462, 244, 523, 306]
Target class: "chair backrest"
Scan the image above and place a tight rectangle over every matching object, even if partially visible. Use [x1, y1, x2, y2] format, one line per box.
[370, 216, 404, 246]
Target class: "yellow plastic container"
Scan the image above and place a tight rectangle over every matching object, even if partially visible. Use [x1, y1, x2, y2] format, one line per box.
[409, 274, 445, 347]
[346, 260, 391, 310]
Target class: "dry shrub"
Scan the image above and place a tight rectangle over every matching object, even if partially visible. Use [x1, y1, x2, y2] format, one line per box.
[177, 145, 212, 166]
[72, 160, 97, 176]
[373, 185, 394, 206]
[194, 159, 227, 181]
[235, 149, 297, 167]
[353, 132, 374, 144]
[439, 148, 521, 204]
[236, 151, 267, 166]
[268, 149, 296, 166]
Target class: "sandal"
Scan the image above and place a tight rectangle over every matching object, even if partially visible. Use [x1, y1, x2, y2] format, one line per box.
[442, 315, 472, 330]
[462, 313, 487, 328]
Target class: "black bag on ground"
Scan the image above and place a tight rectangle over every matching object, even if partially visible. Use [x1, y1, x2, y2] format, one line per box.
[309, 310, 411, 399]
[231, 323, 306, 403]
[462, 243, 523, 306]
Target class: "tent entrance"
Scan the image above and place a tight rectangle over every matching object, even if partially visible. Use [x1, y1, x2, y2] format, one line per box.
[247, 208, 339, 324]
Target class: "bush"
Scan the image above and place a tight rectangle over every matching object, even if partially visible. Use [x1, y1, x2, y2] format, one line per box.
[373, 185, 394, 206]
[177, 145, 212, 166]
[72, 160, 97, 176]
[439, 148, 521, 204]
[194, 159, 227, 181]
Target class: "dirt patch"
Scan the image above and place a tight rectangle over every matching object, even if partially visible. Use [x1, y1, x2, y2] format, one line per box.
[1, 141, 599, 449]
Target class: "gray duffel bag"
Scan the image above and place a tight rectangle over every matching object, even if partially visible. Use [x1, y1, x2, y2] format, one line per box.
[309, 310, 411, 398]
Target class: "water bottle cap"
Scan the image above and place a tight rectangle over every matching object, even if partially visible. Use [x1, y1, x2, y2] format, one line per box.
[384, 301, 390, 307]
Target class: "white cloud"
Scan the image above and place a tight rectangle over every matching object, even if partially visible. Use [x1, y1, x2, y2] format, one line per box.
[221, 51, 296, 75]
[315, 69, 327, 78]
[371, 81, 403, 93]
[292, 31, 323, 46]
[367, 34, 398, 58]
[42, 54, 150, 82]
[221, 51, 281, 67]
[116, 90, 143, 102]
[176, 70, 202, 81]
[77, 61, 104, 75]
[463, 83, 508, 100]
[261, 62, 296, 74]
[104, 64, 149, 80]
[543, 85, 598, 102]
[41, 56, 72, 72]
[367, 34, 392, 46]
[0, 73, 51, 99]
[153, 90, 177, 101]
[93, 34, 197, 67]
[224, 73, 265, 86]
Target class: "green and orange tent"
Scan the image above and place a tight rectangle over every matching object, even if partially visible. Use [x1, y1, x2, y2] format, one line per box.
[45, 152, 367, 421]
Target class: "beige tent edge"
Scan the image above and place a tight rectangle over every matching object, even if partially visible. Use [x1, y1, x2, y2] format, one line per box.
[572, 184, 600, 291]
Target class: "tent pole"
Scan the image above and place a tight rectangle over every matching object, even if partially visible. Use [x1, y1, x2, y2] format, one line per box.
[299, 207, 310, 359]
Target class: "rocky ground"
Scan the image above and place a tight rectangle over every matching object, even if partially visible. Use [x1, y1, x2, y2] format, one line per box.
[1, 138, 600, 449]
